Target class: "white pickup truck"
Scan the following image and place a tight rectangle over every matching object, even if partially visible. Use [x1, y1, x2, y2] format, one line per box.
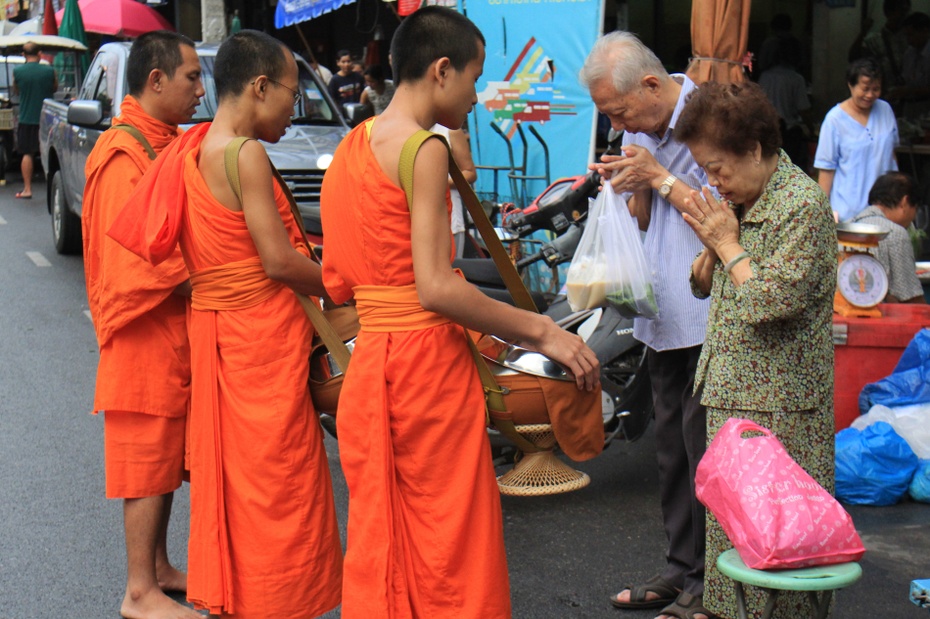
[40, 42, 349, 254]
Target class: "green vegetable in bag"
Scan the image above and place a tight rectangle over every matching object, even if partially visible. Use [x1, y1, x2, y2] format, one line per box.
[606, 284, 658, 318]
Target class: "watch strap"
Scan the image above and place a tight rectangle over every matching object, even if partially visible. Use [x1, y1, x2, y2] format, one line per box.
[660, 174, 677, 195]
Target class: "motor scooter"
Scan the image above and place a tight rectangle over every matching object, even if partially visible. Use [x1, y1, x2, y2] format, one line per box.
[454, 170, 654, 465]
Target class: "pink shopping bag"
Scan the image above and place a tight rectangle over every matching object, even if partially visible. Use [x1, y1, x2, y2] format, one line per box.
[696, 417, 865, 570]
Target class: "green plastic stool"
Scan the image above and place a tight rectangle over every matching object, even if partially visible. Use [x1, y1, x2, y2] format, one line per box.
[716, 548, 862, 619]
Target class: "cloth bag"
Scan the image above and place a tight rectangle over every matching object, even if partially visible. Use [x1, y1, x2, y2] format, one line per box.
[564, 186, 657, 318]
[307, 305, 359, 415]
[696, 417, 865, 570]
[399, 128, 603, 461]
[222, 136, 358, 416]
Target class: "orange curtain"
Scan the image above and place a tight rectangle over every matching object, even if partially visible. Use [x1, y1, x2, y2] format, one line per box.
[686, 0, 752, 85]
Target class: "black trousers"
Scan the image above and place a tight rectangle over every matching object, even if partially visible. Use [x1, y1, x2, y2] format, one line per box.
[648, 345, 707, 596]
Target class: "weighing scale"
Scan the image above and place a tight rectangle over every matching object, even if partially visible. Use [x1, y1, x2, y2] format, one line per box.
[834, 223, 890, 318]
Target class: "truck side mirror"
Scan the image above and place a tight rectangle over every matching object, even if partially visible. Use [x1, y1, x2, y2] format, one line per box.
[67, 100, 105, 128]
[342, 102, 372, 127]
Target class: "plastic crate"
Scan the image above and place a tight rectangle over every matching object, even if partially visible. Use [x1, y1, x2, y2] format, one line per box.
[833, 303, 930, 430]
[0, 108, 13, 131]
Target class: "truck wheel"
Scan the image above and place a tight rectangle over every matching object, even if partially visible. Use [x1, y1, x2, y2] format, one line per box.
[50, 171, 81, 255]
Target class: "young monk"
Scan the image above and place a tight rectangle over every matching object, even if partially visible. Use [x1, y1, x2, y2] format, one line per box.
[319, 7, 600, 618]
[108, 30, 342, 618]
[82, 31, 203, 619]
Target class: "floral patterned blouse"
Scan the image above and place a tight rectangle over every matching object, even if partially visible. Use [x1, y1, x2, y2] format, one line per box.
[691, 151, 837, 412]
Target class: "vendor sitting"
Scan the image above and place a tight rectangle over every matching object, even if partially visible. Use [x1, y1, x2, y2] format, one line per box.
[851, 172, 927, 303]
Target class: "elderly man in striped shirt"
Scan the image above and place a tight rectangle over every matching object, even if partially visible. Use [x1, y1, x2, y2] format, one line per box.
[580, 31, 714, 619]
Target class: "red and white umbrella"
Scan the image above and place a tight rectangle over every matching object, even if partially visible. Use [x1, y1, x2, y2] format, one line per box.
[56, 0, 174, 38]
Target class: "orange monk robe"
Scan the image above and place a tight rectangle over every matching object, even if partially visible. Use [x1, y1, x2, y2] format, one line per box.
[82, 96, 190, 498]
[320, 122, 511, 619]
[109, 123, 342, 618]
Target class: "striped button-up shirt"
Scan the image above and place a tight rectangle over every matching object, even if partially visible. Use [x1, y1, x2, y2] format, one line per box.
[623, 75, 710, 352]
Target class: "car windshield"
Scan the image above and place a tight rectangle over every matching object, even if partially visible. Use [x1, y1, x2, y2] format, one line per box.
[193, 56, 340, 124]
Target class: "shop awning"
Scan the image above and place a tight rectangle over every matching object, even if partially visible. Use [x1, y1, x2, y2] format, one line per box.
[274, 0, 358, 28]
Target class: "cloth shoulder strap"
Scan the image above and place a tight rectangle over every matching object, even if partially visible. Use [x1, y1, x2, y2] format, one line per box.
[397, 130, 539, 453]
[110, 123, 157, 161]
[223, 136, 351, 374]
[397, 130, 538, 314]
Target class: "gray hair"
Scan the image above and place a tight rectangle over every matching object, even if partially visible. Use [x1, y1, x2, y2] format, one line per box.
[579, 31, 669, 94]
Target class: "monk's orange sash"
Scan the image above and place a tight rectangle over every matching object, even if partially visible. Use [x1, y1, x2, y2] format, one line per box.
[353, 284, 450, 332]
[190, 256, 282, 311]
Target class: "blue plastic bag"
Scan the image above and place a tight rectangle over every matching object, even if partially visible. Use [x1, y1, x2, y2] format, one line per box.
[835, 422, 919, 506]
[859, 329, 930, 414]
[910, 459, 930, 504]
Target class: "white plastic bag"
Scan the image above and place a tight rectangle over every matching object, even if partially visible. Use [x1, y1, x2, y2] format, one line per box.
[852, 403, 930, 459]
[565, 186, 658, 318]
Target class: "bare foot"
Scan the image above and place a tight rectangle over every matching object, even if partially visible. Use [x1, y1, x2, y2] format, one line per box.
[121, 586, 201, 619]
[156, 564, 188, 593]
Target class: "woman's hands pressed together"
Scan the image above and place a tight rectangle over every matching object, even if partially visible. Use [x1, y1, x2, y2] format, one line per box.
[681, 187, 741, 256]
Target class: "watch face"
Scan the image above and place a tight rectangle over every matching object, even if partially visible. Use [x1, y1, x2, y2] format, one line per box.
[837, 253, 888, 308]
[659, 184, 671, 198]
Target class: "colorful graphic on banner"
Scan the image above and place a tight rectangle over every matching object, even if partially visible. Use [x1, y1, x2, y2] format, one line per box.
[478, 36, 576, 131]
[462, 0, 602, 207]
[3, 0, 20, 19]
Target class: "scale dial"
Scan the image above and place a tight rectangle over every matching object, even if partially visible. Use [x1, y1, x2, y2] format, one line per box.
[837, 253, 888, 308]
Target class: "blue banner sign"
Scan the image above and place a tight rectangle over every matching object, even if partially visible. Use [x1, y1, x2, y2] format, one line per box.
[462, 0, 603, 206]
[275, 0, 357, 28]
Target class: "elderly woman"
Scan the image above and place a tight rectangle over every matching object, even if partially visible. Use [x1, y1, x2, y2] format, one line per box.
[675, 81, 837, 619]
[814, 58, 899, 222]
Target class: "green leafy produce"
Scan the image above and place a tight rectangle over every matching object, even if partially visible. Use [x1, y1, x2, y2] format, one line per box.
[606, 284, 658, 318]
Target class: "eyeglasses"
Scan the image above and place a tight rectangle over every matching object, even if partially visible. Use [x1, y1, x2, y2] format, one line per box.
[253, 78, 301, 104]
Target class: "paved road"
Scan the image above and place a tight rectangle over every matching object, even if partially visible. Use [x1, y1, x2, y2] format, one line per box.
[0, 180, 927, 618]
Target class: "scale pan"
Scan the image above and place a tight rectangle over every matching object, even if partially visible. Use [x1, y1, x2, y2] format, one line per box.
[836, 222, 889, 244]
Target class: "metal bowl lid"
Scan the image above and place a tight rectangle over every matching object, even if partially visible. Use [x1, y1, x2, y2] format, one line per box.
[494, 227, 519, 241]
[478, 335, 574, 381]
[309, 338, 356, 383]
[836, 222, 889, 244]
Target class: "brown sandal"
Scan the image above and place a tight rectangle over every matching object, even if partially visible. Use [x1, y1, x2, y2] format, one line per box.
[655, 591, 720, 619]
[610, 574, 681, 609]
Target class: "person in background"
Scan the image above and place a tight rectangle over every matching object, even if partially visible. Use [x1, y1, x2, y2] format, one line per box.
[351, 59, 365, 75]
[758, 37, 814, 173]
[756, 14, 802, 76]
[359, 65, 395, 115]
[849, 0, 912, 90]
[109, 30, 344, 618]
[430, 123, 477, 257]
[888, 11, 930, 118]
[677, 80, 837, 619]
[308, 57, 332, 85]
[82, 31, 203, 619]
[580, 31, 711, 619]
[814, 58, 899, 222]
[327, 49, 365, 107]
[852, 172, 927, 303]
[12, 42, 56, 199]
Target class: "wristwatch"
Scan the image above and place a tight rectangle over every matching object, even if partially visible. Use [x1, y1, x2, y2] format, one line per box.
[658, 174, 677, 199]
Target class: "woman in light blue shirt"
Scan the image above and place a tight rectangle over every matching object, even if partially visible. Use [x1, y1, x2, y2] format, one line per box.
[814, 58, 899, 222]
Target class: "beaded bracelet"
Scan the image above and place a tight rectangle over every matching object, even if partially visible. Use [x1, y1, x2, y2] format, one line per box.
[723, 251, 750, 274]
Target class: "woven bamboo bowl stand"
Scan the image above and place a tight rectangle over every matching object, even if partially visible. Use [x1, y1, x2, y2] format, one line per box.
[496, 423, 590, 496]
